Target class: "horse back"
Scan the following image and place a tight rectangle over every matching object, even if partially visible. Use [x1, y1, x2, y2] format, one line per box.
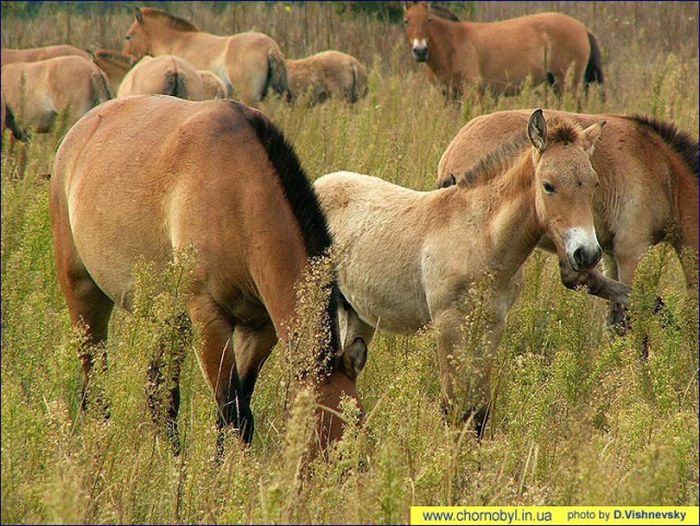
[52, 96, 308, 316]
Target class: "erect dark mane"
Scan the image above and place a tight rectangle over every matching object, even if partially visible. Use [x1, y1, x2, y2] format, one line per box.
[239, 103, 340, 373]
[456, 133, 529, 187]
[626, 114, 699, 178]
[548, 120, 581, 145]
[141, 8, 200, 32]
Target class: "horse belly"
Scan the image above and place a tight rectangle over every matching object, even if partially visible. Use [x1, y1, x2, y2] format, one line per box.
[338, 249, 431, 335]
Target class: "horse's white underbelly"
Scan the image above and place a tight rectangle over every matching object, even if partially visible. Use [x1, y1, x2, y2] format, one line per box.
[338, 256, 432, 335]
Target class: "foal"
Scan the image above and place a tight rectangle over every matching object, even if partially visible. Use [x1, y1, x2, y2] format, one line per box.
[315, 110, 609, 434]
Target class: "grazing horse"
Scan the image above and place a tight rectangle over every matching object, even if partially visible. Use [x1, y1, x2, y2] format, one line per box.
[122, 7, 288, 106]
[404, 2, 604, 96]
[438, 109, 699, 326]
[315, 110, 612, 436]
[50, 96, 367, 454]
[90, 49, 229, 99]
[1, 55, 112, 134]
[88, 49, 136, 93]
[117, 55, 205, 100]
[1, 44, 89, 64]
[286, 50, 368, 104]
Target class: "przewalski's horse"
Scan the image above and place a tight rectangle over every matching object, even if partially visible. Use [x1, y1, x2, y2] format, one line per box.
[122, 7, 288, 106]
[117, 55, 205, 100]
[88, 49, 136, 93]
[1, 44, 90, 64]
[90, 49, 229, 99]
[315, 110, 613, 436]
[50, 96, 366, 455]
[404, 2, 604, 96]
[1, 55, 112, 134]
[286, 50, 368, 105]
[437, 109, 699, 326]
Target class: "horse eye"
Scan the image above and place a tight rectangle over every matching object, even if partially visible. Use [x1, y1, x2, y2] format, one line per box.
[125, 35, 131, 40]
[543, 182, 555, 194]
[428, 17, 433, 22]
[404, 18, 408, 24]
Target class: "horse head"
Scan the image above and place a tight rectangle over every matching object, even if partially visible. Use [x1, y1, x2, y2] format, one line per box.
[528, 109, 606, 274]
[404, 2, 433, 62]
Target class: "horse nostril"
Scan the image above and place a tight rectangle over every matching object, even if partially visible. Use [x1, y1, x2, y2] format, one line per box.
[573, 247, 585, 268]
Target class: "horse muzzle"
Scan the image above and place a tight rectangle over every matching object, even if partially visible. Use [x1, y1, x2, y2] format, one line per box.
[412, 46, 429, 62]
[564, 228, 602, 272]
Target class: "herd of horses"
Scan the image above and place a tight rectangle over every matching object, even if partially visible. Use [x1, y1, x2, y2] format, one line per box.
[3, 2, 698, 459]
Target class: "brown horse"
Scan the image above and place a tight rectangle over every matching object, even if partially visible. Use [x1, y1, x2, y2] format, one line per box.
[50, 95, 366, 454]
[88, 49, 136, 93]
[286, 50, 368, 104]
[122, 7, 287, 106]
[1, 44, 89, 64]
[437, 109, 699, 325]
[117, 55, 205, 100]
[404, 2, 604, 96]
[316, 110, 611, 435]
[1, 55, 112, 134]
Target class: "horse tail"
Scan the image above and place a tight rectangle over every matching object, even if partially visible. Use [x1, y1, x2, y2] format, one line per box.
[90, 68, 114, 106]
[349, 62, 368, 104]
[4, 104, 29, 142]
[164, 70, 188, 99]
[584, 31, 605, 86]
[262, 48, 288, 100]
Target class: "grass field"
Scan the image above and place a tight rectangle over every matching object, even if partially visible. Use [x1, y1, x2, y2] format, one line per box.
[1, 2, 698, 523]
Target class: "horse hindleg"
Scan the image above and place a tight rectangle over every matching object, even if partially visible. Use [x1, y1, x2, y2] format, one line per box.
[50, 192, 114, 412]
[146, 313, 191, 455]
[232, 323, 278, 443]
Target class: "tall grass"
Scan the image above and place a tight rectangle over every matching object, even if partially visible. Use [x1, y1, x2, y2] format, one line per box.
[2, 2, 698, 523]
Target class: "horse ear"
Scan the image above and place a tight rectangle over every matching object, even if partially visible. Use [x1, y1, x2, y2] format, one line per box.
[134, 7, 144, 25]
[342, 337, 367, 380]
[580, 120, 606, 155]
[527, 108, 548, 153]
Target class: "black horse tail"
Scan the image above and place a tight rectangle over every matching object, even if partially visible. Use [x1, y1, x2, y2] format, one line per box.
[584, 31, 605, 86]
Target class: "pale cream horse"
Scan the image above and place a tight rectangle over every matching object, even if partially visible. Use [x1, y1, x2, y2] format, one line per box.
[1, 44, 89, 64]
[286, 50, 368, 104]
[315, 110, 615, 436]
[437, 109, 699, 326]
[404, 2, 604, 96]
[1, 55, 112, 133]
[90, 49, 228, 99]
[122, 7, 287, 105]
[117, 55, 205, 100]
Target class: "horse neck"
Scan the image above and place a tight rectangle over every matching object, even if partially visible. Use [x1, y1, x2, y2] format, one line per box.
[426, 17, 459, 69]
[146, 24, 188, 55]
[471, 153, 543, 273]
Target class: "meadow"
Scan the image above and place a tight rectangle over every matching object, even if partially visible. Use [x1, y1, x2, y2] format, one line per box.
[1, 2, 698, 523]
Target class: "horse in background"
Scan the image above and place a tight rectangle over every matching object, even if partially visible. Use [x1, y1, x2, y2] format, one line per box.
[404, 2, 604, 97]
[286, 51, 368, 105]
[1, 44, 89, 64]
[122, 7, 287, 106]
[438, 109, 699, 327]
[315, 110, 614, 436]
[117, 55, 205, 100]
[1, 55, 112, 135]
